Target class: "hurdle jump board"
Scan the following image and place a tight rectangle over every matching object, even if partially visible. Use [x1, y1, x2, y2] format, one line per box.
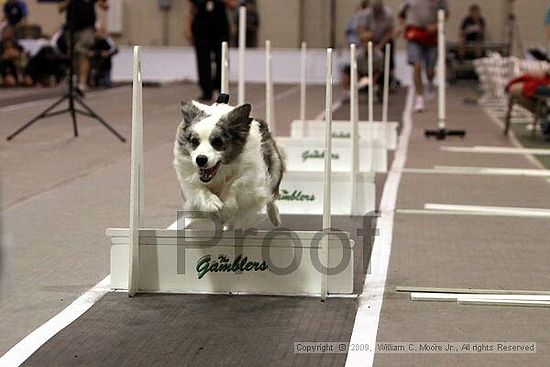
[277, 170, 375, 215]
[291, 120, 399, 150]
[107, 228, 354, 296]
[277, 136, 387, 173]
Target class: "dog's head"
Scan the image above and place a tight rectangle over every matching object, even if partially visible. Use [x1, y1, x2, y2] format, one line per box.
[176, 101, 252, 183]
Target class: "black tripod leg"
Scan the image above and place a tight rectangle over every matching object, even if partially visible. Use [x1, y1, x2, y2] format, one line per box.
[6, 95, 68, 141]
[69, 95, 79, 137]
[74, 96, 126, 142]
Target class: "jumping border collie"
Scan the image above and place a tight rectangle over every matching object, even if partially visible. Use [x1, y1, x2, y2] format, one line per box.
[174, 100, 285, 228]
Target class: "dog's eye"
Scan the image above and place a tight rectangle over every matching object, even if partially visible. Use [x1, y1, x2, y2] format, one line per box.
[211, 137, 225, 150]
[189, 136, 200, 148]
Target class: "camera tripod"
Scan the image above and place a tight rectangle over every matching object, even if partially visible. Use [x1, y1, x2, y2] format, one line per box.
[6, 2, 125, 142]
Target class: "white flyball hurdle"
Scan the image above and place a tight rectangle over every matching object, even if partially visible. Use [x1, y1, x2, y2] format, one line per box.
[291, 42, 398, 152]
[262, 42, 376, 215]
[107, 46, 354, 298]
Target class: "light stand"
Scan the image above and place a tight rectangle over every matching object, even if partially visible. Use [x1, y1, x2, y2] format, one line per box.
[425, 8, 466, 140]
[6, 0, 126, 142]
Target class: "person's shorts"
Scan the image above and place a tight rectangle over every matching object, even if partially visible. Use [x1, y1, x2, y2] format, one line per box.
[73, 27, 95, 55]
[406, 41, 437, 70]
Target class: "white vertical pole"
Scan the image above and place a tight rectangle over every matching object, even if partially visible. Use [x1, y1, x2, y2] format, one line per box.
[265, 40, 275, 135]
[350, 43, 358, 216]
[321, 48, 333, 301]
[128, 46, 144, 297]
[300, 41, 307, 131]
[221, 41, 229, 94]
[437, 9, 446, 130]
[238, 5, 247, 105]
[382, 43, 391, 123]
[368, 41, 374, 124]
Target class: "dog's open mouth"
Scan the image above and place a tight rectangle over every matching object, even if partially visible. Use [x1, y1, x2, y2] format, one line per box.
[199, 161, 221, 183]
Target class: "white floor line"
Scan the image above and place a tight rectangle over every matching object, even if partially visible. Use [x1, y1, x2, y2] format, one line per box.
[402, 166, 550, 177]
[396, 209, 550, 218]
[345, 88, 414, 367]
[0, 275, 111, 367]
[254, 85, 299, 109]
[0, 85, 325, 366]
[424, 203, 550, 218]
[441, 146, 550, 155]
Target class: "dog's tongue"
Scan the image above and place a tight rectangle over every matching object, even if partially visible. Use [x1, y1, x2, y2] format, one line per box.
[199, 163, 220, 182]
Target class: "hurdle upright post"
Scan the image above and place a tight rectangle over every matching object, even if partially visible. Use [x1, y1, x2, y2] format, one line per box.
[321, 48, 333, 301]
[350, 43, 359, 216]
[367, 41, 374, 124]
[221, 41, 229, 95]
[238, 5, 246, 105]
[382, 43, 391, 123]
[425, 8, 466, 139]
[300, 41, 307, 137]
[128, 46, 144, 297]
[265, 40, 275, 135]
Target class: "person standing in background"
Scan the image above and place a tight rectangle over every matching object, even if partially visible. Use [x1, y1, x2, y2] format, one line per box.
[398, 0, 448, 112]
[185, 0, 238, 102]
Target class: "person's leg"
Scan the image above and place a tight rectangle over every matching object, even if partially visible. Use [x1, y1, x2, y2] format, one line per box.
[424, 45, 437, 99]
[194, 35, 213, 100]
[74, 28, 95, 90]
[407, 41, 425, 111]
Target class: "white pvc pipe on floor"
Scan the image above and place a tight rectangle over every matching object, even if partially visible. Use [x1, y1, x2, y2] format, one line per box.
[321, 48, 333, 301]
[437, 9, 446, 129]
[382, 43, 391, 123]
[238, 6, 246, 105]
[368, 41, 373, 124]
[221, 41, 229, 94]
[129, 45, 144, 297]
[350, 43, 358, 216]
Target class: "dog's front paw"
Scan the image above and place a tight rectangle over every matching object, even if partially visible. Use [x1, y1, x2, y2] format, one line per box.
[203, 195, 224, 212]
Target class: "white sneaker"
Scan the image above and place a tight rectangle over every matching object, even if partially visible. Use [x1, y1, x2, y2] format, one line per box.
[426, 83, 435, 101]
[413, 96, 425, 112]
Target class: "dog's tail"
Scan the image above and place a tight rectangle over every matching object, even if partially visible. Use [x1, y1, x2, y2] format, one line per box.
[266, 201, 281, 226]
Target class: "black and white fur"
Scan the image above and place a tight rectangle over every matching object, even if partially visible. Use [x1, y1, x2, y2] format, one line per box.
[173, 100, 285, 228]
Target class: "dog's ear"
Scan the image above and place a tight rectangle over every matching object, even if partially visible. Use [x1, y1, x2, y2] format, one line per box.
[224, 104, 252, 130]
[180, 101, 202, 125]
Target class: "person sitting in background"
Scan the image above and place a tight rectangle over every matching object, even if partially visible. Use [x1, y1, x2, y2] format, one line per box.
[345, 0, 369, 47]
[0, 26, 24, 86]
[23, 45, 66, 87]
[459, 4, 485, 60]
[506, 69, 550, 139]
[88, 28, 118, 87]
[2, 0, 27, 28]
[356, 0, 395, 100]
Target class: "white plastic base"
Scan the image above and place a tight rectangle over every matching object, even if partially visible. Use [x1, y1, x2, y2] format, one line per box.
[108, 228, 354, 296]
[277, 136, 387, 173]
[277, 170, 375, 215]
[290, 120, 399, 150]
